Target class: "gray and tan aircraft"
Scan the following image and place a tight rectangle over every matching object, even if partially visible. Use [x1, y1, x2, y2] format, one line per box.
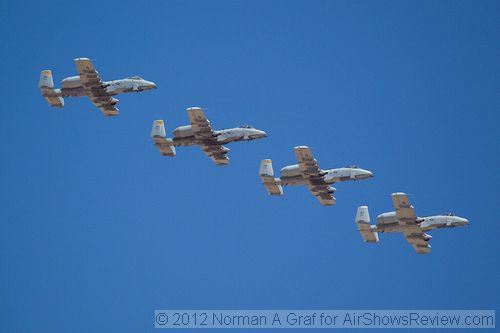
[259, 146, 373, 206]
[39, 58, 156, 116]
[355, 192, 469, 254]
[151, 107, 267, 165]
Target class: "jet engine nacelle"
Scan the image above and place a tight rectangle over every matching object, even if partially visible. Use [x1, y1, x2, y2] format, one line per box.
[61, 76, 82, 89]
[173, 125, 193, 138]
[422, 233, 432, 241]
[280, 164, 301, 177]
[376, 211, 398, 225]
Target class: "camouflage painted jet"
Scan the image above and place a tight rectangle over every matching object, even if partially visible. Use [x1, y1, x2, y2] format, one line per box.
[152, 107, 267, 165]
[39, 58, 156, 116]
[259, 146, 373, 206]
[355, 192, 469, 254]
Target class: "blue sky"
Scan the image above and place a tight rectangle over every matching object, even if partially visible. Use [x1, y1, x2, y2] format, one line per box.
[0, 0, 498, 331]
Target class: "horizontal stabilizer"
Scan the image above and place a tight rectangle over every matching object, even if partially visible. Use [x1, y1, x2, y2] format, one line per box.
[151, 120, 176, 157]
[260, 159, 283, 196]
[356, 206, 379, 243]
[39, 70, 64, 108]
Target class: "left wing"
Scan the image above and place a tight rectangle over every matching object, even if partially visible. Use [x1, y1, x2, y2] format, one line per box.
[74, 58, 119, 116]
[403, 229, 432, 254]
[391, 192, 417, 226]
[294, 146, 335, 206]
[391, 192, 431, 253]
[186, 107, 229, 165]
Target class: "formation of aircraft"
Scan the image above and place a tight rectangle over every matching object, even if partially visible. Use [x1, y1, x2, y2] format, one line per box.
[38, 58, 469, 254]
[259, 146, 373, 206]
[39, 58, 156, 116]
[355, 193, 469, 254]
[151, 107, 267, 165]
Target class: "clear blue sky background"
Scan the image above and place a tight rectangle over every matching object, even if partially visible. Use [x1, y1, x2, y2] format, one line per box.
[0, 0, 498, 332]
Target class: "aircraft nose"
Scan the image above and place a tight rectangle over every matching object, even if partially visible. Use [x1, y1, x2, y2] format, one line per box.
[143, 81, 156, 89]
[453, 217, 469, 226]
[252, 130, 267, 138]
[357, 170, 373, 179]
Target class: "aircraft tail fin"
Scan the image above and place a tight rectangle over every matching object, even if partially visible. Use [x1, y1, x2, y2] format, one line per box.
[39, 70, 64, 108]
[355, 206, 379, 243]
[151, 120, 176, 156]
[39, 70, 54, 88]
[259, 159, 283, 196]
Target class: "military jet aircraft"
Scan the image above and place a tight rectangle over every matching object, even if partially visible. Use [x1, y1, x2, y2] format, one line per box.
[151, 107, 267, 165]
[259, 146, 373, 206]
[39, 58, 156, 116]
[355, 192, 469, 254]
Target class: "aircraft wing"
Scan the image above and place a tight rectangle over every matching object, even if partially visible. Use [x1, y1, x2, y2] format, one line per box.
[403, 229, 432, 254]
[294, 146, 335, 206]
[392, 193, 431, 253]
[186, 107, 214, 138]
[199, 144, 230, 165]
[295, 146, 322, 177]
[74, 58, 119, 116]
[391, 192, 417, 226]
[187, 107, 229, 165]
[307, 184, 336, 206]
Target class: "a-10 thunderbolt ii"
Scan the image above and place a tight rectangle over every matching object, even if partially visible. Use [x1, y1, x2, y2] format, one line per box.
[355, 192, 469, 254]
[259, 146, 373, 206]
[39, 58, 156, 116]
[151, 107, 267, 165]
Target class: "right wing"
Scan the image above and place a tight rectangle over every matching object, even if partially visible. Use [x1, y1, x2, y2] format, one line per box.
[403, 229, 432, 254]
[200, 145, 230, 165]
[74, 58, 119, 116]
[294, 146, 335, 206]
[187, 107, 229, 165]
[307, 186, 336, 206]
[391, 192, 417, 226]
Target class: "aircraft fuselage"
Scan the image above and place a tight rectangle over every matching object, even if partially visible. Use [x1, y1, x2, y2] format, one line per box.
[375, 211, 469, 233]
[58, 76, 156, 97]
[278, 166, 373, 186]
[170, 125, 267, 147]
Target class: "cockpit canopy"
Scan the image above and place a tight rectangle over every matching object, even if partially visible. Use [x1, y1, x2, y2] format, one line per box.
[239, 125, 254, 129]
[127, 76, 144, 80]
[445, 213, 455, 216]
[345, 165, 359, 169]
